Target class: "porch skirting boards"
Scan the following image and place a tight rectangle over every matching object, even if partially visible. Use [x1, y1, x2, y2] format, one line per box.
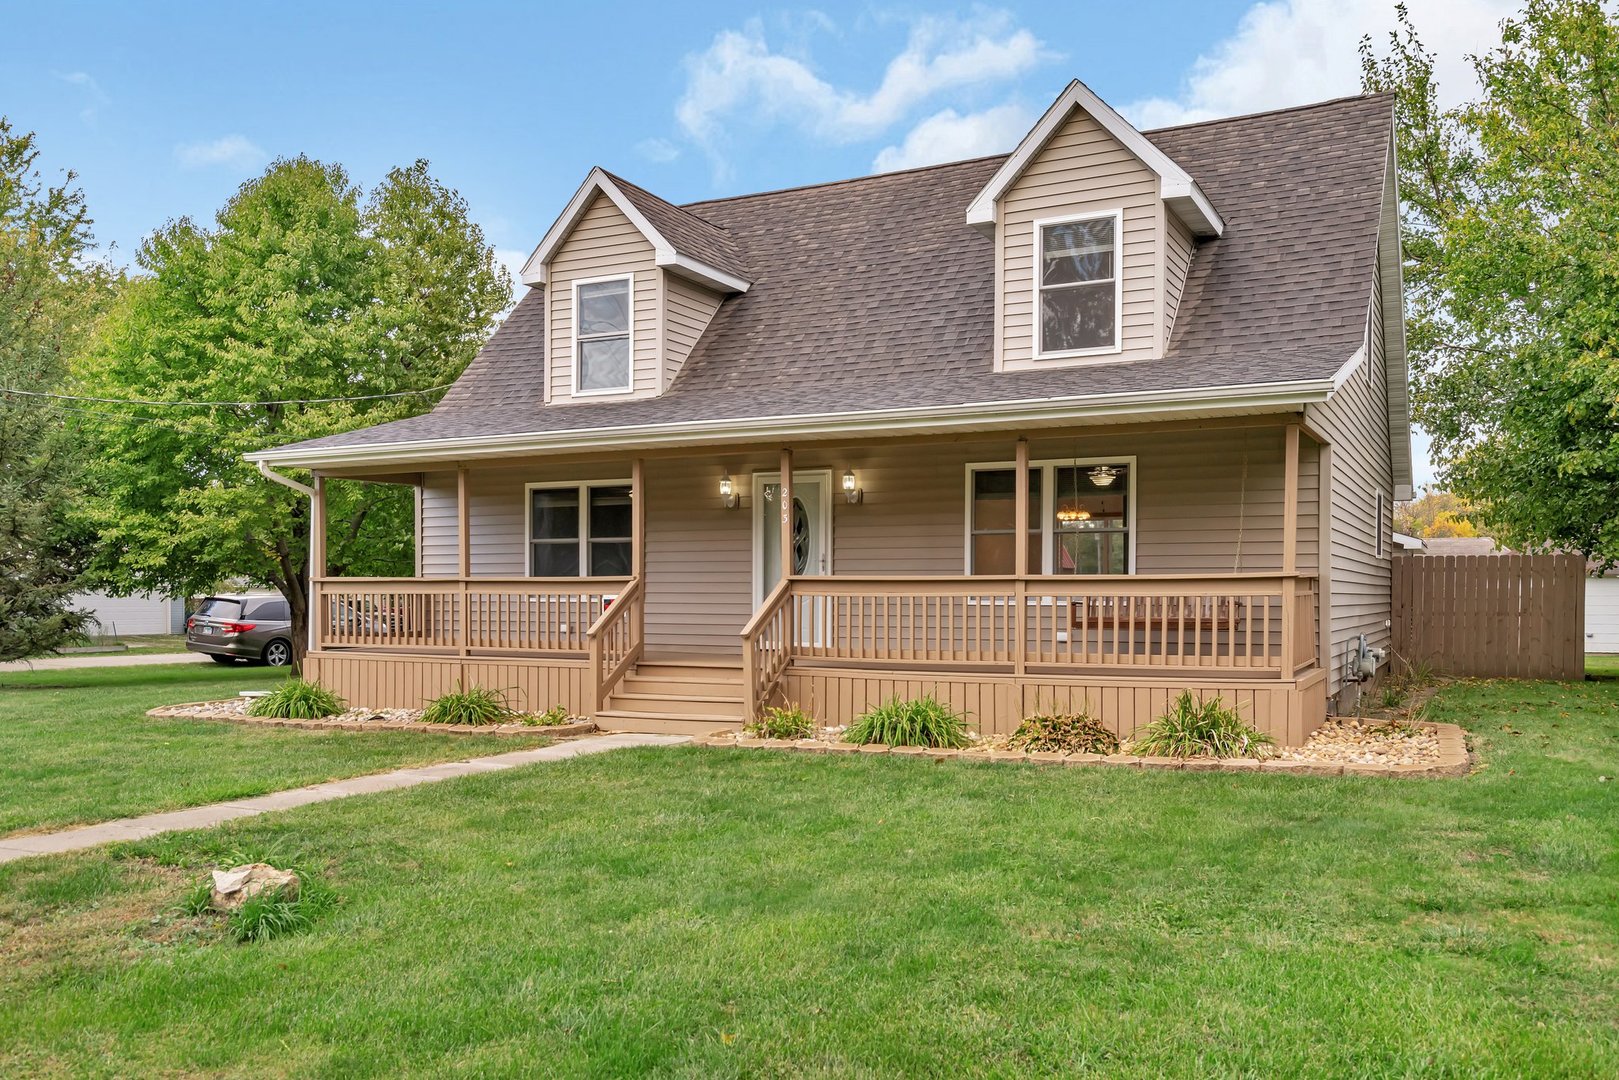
[305, 652, 593, 717]
[304, 650, 1328, 747]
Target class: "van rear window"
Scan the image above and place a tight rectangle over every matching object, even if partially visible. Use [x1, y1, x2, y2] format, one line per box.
[195, 598, 242, 619]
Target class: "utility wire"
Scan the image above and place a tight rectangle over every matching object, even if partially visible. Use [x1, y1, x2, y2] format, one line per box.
[0, 384, 452, 408]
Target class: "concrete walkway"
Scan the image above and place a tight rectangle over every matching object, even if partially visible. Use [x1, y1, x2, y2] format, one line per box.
[0, 732, 689, 864]
[0, 652, 207, 672]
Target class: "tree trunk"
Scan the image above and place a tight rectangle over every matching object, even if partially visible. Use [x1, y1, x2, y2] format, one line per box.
[287, 571, 309, 675]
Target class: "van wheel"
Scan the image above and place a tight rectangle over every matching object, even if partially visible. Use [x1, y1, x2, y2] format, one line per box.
[209, 654, 237, 665]
[262, 639, 292, 667]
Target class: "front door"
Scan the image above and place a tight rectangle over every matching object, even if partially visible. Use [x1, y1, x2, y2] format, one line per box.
[754, 470, 832, 604]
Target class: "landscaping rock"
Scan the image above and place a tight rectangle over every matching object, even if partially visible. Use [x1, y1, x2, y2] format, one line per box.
[210, 863, 298, 910]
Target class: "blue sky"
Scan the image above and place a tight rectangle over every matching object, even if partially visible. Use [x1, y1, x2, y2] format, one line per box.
[3, 0, 1518, 487]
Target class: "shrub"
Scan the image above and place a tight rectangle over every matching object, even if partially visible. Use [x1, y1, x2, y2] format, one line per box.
[1008, 711, 1119, 755]
[528, 704, 570, 726]
[247, 680, 345, 719]
[845, 695, 972, 748]
[226, 874, 337, 944]
[746, 704, 815, 741]
[1129, 691, 1275, 759]
[420, 683, 515, 726]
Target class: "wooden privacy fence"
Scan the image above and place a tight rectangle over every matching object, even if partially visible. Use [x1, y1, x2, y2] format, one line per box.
[1391, 553, 1585, 679]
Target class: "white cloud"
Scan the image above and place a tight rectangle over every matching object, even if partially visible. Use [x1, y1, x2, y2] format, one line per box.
[676, 10, 1051, 176]
[55, 70, 108, 123]
[1123, 0, 1519, 129]
[636, 137, 681, 164]
[872, 102, 1033, 172]
[174, 134, 270, 172]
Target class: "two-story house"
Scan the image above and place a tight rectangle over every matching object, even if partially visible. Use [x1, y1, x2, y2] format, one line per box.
[249, 80, 1412, 744]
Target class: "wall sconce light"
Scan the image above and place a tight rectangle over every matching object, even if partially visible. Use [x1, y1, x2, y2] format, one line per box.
[842, 469, 863, 504]
[720, 473, 739, 509]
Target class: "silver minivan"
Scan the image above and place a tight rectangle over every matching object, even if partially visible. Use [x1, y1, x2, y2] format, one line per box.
[185, 594, 294, 666]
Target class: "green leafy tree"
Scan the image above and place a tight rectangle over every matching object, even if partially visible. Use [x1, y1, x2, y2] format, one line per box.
[1393, 488, 1480, 538]
[73, 157, 509, 664]
[1363, 0, 1619, 571]
[0, 118, 119, 660]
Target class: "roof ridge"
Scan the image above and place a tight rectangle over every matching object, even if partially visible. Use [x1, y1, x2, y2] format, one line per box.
[681, 92, 1392, 212]
[1141, 91, 1394, 136]
[681, 153, 1007, 211]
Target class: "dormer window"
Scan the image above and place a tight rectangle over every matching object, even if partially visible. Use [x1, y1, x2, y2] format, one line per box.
[1036, 211, 1121, 357]
[574, 274, 633, 394]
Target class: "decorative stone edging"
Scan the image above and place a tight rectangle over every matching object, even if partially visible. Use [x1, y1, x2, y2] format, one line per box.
[690, 722, 1472, 778]
[146, 701, 596, 738]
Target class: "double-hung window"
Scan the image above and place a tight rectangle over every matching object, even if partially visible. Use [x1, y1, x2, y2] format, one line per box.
[574, 275, 632, 394]
[528, 482, 633, 577]
[1036, 211, 1121, 356]
[967, 460, 1133, 575]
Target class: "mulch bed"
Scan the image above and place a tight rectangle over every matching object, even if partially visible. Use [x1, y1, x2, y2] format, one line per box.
[694, 720, 1471, 778]
[147, 698, 595, 738]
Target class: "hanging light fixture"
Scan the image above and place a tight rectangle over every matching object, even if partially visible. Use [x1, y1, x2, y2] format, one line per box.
[1056, 504, 1091, 528]
[1088, 465, 1121, 488]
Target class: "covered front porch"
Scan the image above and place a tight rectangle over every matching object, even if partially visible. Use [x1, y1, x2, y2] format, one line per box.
[303, 418, 1329, 743]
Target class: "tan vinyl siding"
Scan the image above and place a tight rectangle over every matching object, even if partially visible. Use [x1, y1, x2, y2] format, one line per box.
[661, 271, 724, 389]
[644, 458, 754, 652]
[1163, 214, 1195, 342]
[414, 423, 1318, 653]
[999, 107, 1161, 369]
[1305, 252, 1394, 696]
[419, 471, 459, 576]
[546, 194, 659, 401]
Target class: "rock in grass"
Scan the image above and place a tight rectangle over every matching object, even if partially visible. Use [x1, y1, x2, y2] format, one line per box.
[210, 863, 299, 910]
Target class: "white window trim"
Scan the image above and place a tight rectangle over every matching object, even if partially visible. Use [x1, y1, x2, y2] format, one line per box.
[571, 272, 634, 397]
[524, 479, 633, 579]
[1031, 210, 1125, 360]
[963, 457, 1137, 574]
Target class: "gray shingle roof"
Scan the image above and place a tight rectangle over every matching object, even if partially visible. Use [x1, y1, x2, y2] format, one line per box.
[273, 93, 1393, 457]
[605, 171, 750, 281]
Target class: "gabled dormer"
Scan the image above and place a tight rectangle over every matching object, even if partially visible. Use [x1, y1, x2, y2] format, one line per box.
[521, 168, 750, 403]
[967, 81, 1223, 371]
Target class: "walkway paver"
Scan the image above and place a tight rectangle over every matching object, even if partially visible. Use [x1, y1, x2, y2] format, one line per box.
[0, 732, 689, 864]
[0, 652, 207, 672]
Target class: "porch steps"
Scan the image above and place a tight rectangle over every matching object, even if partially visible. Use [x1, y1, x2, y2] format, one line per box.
[595, 658, 746, 735]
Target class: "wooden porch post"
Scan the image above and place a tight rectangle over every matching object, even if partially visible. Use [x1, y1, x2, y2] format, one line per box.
[1282, 424, 1300, 575]
[457, 465, 470, 659]
[310, 473, 327, 657]
[632, 457, 646, 645]
[1281, 424, 1300, 676]
[779, 448, 794, 582]
[311, 473, 328, 579]
[1013, 438, 1029, 676]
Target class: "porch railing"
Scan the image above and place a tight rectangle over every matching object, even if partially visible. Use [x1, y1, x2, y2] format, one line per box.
[740, 574, 1320, 720]
[311, 577, 630, 656]
[740, 579, 794, 722]
[586, 576, 644, 713]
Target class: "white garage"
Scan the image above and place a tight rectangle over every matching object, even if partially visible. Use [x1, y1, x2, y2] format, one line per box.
[70, 591, 187, 637]
[1588, 577, 1619, 653]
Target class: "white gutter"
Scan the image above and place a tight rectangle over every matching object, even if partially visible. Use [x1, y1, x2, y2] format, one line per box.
[256, 462, 317, 655]
[256, 460, 314, 498]
[246, 374, 1341, 471]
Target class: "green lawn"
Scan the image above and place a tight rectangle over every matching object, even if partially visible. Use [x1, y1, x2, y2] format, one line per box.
[0, 663, 551, 836]
[0, 670, 1615, 1076]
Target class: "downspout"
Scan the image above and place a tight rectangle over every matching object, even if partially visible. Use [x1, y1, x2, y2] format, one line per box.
[256, 461, 317, 655]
